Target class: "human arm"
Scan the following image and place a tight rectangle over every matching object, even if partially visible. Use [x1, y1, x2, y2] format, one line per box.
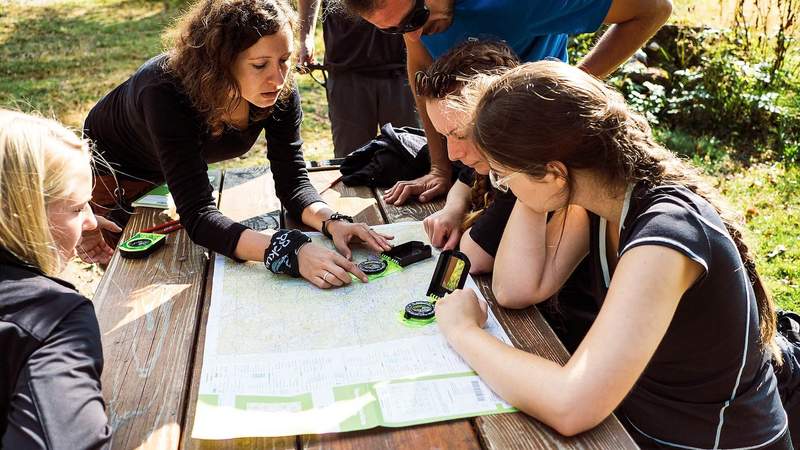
[491, 202, 590, 308]
[436, 244, 703, 435]
[297, 0, 320, 66]
[383, 35, 450, 205]
[266, 90, 392, 260]
[579, 0, 673, 78]
[139, 84, 252, 260]
[423, 179, 470, 250]
[141, 86, 370, 286]
[2, 301, 111, 450]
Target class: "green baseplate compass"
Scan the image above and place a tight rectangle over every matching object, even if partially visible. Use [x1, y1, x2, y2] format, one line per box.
[119, 232, 167, 259]
[353, 240, 433, 282]
[402, 249, 471, 326]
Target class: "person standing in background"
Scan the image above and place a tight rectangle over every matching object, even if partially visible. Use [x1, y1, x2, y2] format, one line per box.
[298, 0, 418, 158]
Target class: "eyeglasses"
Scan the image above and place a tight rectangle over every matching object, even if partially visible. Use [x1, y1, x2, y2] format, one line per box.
[377, 0, 430, 35]
[488, 169, 518, 193]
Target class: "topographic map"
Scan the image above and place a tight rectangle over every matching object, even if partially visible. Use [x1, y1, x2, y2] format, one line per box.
[192, 222, 516, 439]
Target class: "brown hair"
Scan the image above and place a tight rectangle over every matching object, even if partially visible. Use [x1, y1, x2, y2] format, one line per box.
[414, 39, 519, 229]
[464, 61, 780, 360]
[164, 0, 297, 135]
[414, 39, 519, 98]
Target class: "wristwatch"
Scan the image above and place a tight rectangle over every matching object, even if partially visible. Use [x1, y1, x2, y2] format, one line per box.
[322, 212, 353, 238]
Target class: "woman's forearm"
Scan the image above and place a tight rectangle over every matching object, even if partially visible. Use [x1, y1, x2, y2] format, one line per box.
[444, 180, 472, 215]
[233, 228, 274, 262]
[492, 202, 550, 307]
[448, 325, 579, 434]
[300, 201, 334, 231]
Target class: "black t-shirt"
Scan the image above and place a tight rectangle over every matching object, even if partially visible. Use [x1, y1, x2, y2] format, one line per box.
[586, 183, 787, 448]
[0, 249, 110, 448]
[84, 55, 322, 259]
[322, 7, 407, 74]
[455, 164, 516, 257]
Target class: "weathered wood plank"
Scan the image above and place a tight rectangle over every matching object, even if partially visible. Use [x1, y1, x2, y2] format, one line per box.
[95, 172, 221, 450]
[297, 170, 481, 450]
[284, 170, 383, 230]
[471, 277, 637, 449]
[180, 167, 295, 450]
[302, 421, 480, 450]
[373, 187, 445, 223]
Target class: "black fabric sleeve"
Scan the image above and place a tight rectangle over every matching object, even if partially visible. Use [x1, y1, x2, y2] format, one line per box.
[456, 164, 476, 186]
[619, 200, 712, 279]
[263, 89, 323, 220]
[139, 84, 249, 259]
[467, 189, 517, 257]
[2, 301, 110, 450]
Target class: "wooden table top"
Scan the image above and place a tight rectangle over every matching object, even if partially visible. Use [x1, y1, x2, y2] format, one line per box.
[93, 166, 637, 449]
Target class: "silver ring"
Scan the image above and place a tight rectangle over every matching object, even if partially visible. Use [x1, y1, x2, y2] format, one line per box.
[322, 271, 332, 283]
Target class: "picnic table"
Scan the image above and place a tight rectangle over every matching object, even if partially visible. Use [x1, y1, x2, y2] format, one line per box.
[92, 164, 638, 449]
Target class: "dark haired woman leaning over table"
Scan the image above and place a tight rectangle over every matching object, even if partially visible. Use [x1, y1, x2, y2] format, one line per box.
[435, 61, 800, 448]
[80, 0, 391, 287]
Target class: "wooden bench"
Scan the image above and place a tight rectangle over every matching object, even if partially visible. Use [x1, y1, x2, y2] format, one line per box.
[92, 165, 637, 449]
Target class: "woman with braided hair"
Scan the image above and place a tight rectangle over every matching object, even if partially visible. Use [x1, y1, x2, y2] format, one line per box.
[415, 39, 519, 274]
[434, 61, 799, 447]
[418, 40, 598, 352]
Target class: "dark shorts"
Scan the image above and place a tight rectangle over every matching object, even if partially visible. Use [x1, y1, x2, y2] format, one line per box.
[326, 70, 419, 158]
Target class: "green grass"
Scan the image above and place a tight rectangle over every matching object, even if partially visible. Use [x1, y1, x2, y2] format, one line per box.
[716, 163, 800, 311]
[0, 0, 332, 160]
[1, 0, 797, 307]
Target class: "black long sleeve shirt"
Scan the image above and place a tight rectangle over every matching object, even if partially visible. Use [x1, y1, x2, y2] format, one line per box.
[84, 55, 322, 259]
[0, 249, 110, 449]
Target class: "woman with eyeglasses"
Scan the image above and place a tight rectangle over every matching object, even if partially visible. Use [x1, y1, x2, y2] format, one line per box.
[434, 61, 799, 447]
[81, 0, 393, 288]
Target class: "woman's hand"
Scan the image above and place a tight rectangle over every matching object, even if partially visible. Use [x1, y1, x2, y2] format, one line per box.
[435, 288, 489, 338]
[423, 208, 464, 250]
[326, 221, 393, 259]
[77, 216, 122, 265]
[297, 242, 370, 288]
[383, 172, 451, 205]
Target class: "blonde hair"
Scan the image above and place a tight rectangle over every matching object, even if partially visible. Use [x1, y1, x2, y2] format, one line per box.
[0, 109, 91, 275]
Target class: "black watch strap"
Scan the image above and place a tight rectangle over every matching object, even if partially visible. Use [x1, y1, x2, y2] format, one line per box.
[322, 213, 353, 239]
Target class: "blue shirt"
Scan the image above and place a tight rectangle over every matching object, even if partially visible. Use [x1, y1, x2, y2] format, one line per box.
[420, 0, 612, 63]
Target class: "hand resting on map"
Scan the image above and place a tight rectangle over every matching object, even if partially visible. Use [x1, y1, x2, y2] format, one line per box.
[326, 220, 394, 259]
[297, 242, 370, 288]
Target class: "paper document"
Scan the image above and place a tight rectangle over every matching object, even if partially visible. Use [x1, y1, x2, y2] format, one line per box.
[131, 175, 216, 209]
[192, 221, 516, 439]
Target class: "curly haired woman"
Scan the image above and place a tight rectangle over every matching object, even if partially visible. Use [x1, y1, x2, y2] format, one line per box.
[82, 0, 391, 288]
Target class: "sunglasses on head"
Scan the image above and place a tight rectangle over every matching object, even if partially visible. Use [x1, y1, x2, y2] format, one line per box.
[377, 0, 430, 34]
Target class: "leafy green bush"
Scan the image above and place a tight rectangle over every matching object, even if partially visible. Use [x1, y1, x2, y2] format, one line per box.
[570, 27, 800, 163]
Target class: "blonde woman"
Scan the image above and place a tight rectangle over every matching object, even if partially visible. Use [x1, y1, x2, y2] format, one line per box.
[0, 110, 111, 448]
